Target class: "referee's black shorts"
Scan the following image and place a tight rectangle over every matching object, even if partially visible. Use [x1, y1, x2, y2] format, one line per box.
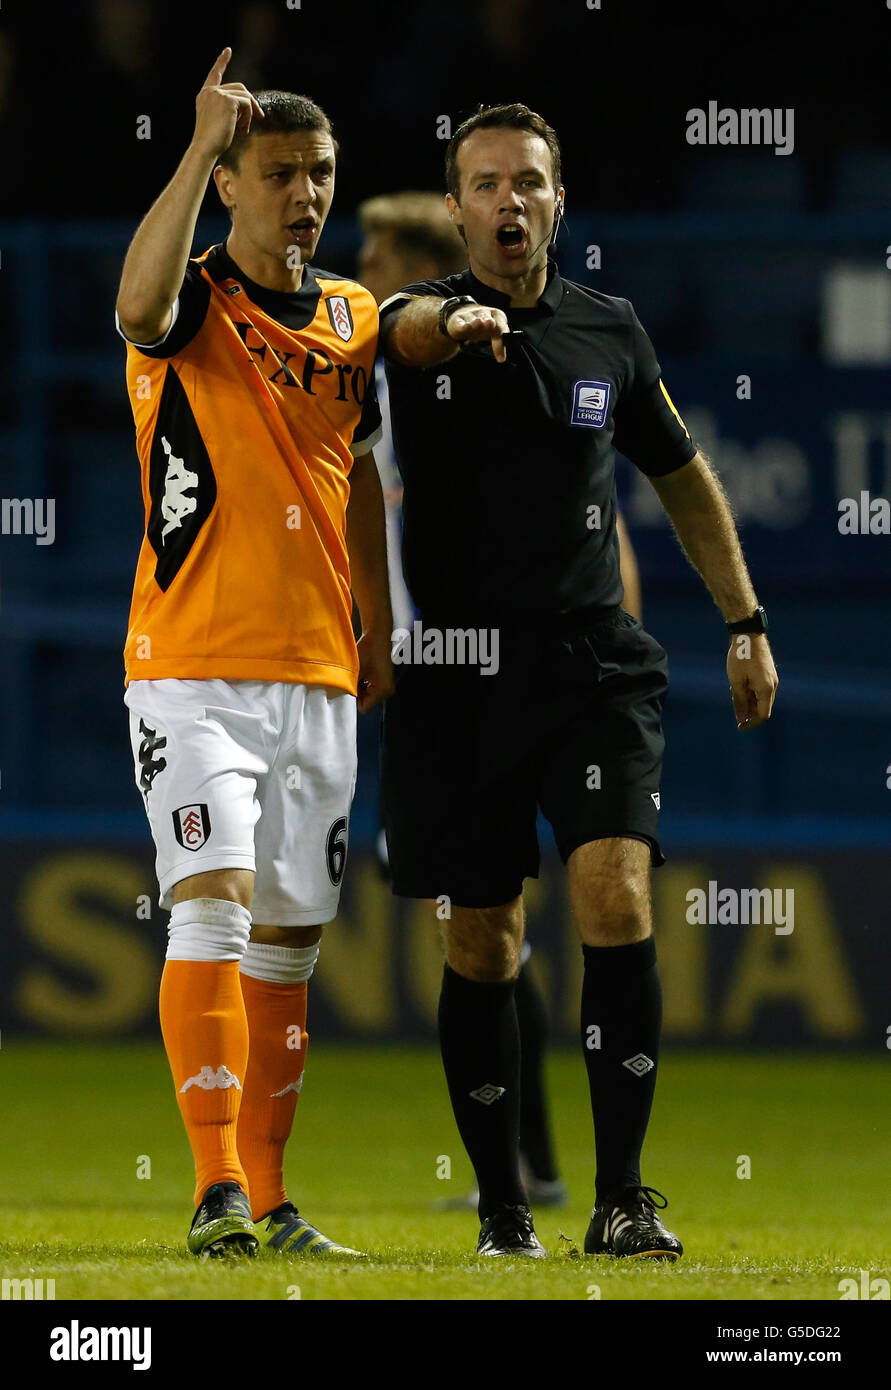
[380, 606, 668, 908]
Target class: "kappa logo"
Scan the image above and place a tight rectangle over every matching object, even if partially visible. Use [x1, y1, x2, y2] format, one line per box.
[271, 1077, 304, 1098]
[571, 379, 611, 429]
[326, 295, 354, 342]
[137, 718, 167, 798]
[172, 803, 211, 851]
[159, 436, 199, 542]
[469, 1084, 506, 1105]
[180, 1064, 242, 1093]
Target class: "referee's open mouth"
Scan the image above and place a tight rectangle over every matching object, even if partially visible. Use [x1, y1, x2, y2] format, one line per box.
[495, 222, 529, 258]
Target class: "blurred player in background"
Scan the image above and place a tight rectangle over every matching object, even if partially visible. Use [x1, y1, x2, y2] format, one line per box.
[116, 47, 392, 1259]
[358, 189, 645, 1213]
[357, 193, 466, 633]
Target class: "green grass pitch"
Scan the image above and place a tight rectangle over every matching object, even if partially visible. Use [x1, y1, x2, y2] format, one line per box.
[1, 1042, 888, 1301]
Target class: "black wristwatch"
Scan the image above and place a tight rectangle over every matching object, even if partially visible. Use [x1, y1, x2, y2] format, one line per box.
[726, 605, 768, 635]
[438, 295, 477, 339]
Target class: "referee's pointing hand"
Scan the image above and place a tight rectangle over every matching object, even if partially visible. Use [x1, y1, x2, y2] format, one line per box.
[445, 305, 511, 363]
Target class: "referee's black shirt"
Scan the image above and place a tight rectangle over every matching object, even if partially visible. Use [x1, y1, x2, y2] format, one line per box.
[380, 256, 697, 627]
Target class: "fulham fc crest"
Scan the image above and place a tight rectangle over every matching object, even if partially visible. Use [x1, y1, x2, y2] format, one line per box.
[173, 803, 211, 851]
[326, 295, 354, 342]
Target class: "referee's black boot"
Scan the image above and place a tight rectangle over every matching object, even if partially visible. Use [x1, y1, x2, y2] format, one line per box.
[584, 1184, 683, 1260]
[478, 1202, 547, 1258]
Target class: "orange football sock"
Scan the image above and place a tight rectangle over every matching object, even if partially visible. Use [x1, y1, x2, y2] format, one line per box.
[237, 974, 309, 1221]
[159, 959, 250, 1206]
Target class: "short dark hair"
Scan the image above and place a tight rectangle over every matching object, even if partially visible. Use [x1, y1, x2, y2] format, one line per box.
[357, 192, 467, 277]
[445, 103, 562, 200]
[217, 90, 338, 170]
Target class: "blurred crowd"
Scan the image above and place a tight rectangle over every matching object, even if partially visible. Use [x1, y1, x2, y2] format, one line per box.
[2, 0, 889, 217]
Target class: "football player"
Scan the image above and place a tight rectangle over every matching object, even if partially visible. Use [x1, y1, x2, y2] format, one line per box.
[117, 48, 393, 1258]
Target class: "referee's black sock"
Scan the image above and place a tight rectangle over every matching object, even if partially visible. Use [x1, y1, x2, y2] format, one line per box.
[580, 936, 662, 1204]
[438, 963, 526, 1221]
[514, 959, 560, 1184]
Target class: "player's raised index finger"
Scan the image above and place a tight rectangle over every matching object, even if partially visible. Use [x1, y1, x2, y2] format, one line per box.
[202, 46, 231, 89]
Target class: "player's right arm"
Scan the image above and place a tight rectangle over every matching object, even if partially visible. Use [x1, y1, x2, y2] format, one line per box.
[381, 297, 510, 367]
[116, 46, 263, 345]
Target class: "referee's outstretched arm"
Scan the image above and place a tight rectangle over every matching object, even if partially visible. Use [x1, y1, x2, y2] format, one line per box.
[381, 297, 510, 367]
[649, 451, 778, 731]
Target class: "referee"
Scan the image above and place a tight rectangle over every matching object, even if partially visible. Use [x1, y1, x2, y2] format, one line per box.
[379, 104, 778, 1258]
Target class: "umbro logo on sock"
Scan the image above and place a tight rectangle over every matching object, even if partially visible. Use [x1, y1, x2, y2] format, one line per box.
[469, 1084, 506, 1105]
[180, 1064, 242, 1093]
[271, 1077, 303, 1098]
[622, 1053, 655, 1076]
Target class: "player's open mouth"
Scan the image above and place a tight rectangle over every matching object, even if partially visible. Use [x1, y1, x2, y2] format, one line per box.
[496, 223, 527, 255]
[288, 221, 316, 246]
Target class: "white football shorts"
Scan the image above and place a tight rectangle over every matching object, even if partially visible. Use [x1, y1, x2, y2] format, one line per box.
[124, 678, 357, 924]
